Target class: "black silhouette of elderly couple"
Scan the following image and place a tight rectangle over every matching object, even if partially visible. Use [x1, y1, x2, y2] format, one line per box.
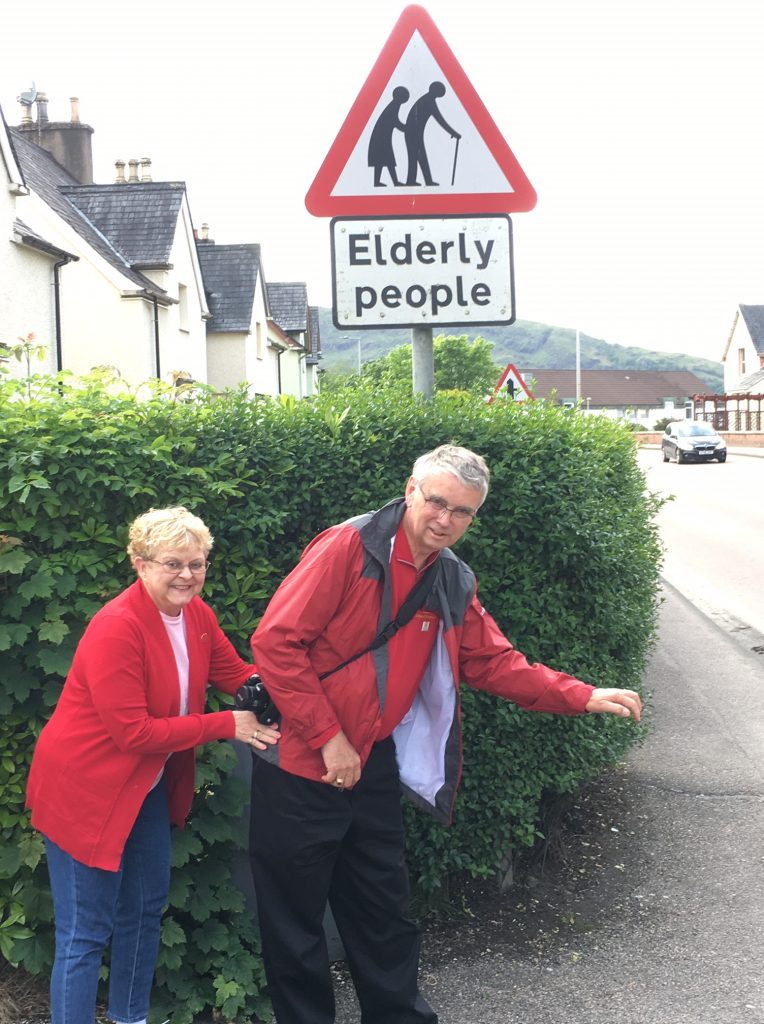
[368, 81, 461, 188]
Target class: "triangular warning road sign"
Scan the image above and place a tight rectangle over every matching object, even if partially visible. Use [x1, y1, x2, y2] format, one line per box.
[489, 363, 534, 402]
[305, 5, 537, 218]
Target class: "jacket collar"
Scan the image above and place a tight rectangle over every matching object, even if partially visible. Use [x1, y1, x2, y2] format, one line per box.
[357, 497, 406, 566]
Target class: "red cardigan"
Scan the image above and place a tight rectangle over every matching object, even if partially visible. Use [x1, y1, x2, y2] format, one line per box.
[26, 579, 254, 870]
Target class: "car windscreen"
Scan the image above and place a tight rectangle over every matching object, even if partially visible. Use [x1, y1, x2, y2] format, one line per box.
[676, 423, 716, 437]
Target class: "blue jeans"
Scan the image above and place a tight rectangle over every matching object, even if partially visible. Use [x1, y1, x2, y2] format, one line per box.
[45, 781, 171, 1024]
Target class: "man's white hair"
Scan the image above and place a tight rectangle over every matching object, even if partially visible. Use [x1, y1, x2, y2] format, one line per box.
[412, 444, 490, 504]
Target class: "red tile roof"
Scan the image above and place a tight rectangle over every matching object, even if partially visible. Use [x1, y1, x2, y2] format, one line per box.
[519, 369, 710, 406]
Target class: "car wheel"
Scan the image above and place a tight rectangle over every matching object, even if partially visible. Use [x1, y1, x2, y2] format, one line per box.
[717, 455, 727, 463]
[662, 448, 669, 462]
[676, 450, 684, 464]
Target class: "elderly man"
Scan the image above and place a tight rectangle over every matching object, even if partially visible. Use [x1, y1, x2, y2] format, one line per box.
[249, 444, 641, 1024]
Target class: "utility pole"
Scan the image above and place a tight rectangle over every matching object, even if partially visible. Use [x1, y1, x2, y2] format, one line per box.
[575, 327, 581, 402]
[412, 326, 434, 398]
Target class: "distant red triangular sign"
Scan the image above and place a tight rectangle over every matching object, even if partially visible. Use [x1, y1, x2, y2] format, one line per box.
[489, 363, 534, 402]
[305, 5, 537, 217]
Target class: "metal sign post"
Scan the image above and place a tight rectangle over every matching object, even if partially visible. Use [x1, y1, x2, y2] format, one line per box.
[306, 5, 536, 397]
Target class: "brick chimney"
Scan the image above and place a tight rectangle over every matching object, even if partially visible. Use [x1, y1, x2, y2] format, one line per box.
[14, 92, 94, 185]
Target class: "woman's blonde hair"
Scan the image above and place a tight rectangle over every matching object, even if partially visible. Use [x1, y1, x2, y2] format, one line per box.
[127, 506, 213, 561]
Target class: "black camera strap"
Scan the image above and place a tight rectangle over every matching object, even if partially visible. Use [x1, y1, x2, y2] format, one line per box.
[319, 560, 440, 682]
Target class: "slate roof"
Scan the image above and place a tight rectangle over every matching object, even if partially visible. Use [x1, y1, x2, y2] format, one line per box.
[13, 218, 78, 261]
[1, 106, 25, 187]
[196, 243, 263, 332]
[738, 305, 764, 354]
[267, 281, 308, 334]
[9, 128, 162, 294]
[61, 182, 185, 267]
[268, 319, 305, 350]
[729, 367, 764, 394]
[519, 369, 710, 406]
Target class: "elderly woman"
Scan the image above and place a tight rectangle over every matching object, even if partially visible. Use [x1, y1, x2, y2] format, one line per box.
[26, 506, 279, 1024]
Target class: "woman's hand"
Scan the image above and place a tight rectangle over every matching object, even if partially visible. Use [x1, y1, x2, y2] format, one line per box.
[232, 710, 281, 750]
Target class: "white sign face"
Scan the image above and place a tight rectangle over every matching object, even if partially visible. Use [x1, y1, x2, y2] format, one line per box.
[331, 215, 514, 330]
[331, 32, 511, 200]
[305, 6, 536, 217]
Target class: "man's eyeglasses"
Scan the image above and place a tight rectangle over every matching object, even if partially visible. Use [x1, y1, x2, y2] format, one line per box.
[145, 558, 210, 575]
[416, 483, 477, 523]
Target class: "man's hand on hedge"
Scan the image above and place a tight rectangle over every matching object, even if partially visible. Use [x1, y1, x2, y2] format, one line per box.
[586, 688, 642, 721]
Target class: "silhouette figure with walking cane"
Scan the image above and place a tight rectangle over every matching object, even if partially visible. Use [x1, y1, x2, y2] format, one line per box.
[404, 81, 461, 187]
[368, 86, 410, 187]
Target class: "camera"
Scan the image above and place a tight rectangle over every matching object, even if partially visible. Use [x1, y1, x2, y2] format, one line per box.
[234, 674, 281, 726]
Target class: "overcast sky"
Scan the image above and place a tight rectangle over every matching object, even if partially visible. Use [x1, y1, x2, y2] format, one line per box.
[3, 0, 763, 364]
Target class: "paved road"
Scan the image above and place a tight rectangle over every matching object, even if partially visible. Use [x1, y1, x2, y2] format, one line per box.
[335, 583, 764, 1023]
[638, 445, 764, 644]
[333, 444, 764, 1023]
[284, 445, 764, 1022]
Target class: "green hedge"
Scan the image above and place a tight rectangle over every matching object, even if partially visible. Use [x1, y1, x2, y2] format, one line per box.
[0, 373, 662, 1022]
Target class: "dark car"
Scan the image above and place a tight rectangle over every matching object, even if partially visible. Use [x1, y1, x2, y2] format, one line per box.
[661, 420, 727, 463]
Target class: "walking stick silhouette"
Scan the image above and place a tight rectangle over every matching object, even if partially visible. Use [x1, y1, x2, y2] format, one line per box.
[450, 136, 460, 186]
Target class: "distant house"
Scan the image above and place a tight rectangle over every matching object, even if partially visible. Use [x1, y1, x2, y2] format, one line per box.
[267, 282, 321, 396]
[520, 369, 710, 427]
[1, 92, 322, 394]
[1, 105, 74, 372]
[2, 95, 209, 384]
[196, 234, 314, 398]
[197, 237, 273, 395]
[722, 305, 764, 394]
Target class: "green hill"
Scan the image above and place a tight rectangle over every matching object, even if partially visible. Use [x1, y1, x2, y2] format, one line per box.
[317, 310, 724, 393]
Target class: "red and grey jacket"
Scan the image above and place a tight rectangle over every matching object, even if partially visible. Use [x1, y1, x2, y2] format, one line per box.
[250, 498, 594, 824]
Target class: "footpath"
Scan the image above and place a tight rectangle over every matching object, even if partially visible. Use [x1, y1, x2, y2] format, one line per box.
[333, 583, 764, 1024]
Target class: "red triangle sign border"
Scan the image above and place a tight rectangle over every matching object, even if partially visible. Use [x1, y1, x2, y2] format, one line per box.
[489, 363, 534, 402]
[305, 4, 537, 217]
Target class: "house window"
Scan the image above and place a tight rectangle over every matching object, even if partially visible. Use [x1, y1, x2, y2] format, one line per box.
[256, 322, 264, 360]
[738, 347, 746, 375]
[178, 284, 189, 332]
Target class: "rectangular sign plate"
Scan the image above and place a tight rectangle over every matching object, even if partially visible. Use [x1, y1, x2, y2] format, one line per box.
[330, 214, 515, 330]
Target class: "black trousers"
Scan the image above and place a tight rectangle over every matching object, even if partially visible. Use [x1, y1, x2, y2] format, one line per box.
[249, 738, 437, 1024]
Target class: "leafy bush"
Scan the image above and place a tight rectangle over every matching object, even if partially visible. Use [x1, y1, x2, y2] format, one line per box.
[358, 333, 501, 395]
[653, 414, 679, 432]
[0, 372, 662, 1021]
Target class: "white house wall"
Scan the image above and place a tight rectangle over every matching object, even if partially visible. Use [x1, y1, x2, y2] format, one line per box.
[254, 344, 281, 397]
[142, 194, 210, 383]
[0, 159, 57, 375]
[4, 188, 211, 386]
[63, 268, 157, 380]
[2, 243, 58, 376]
[206, 331, 248, 390]
[280, 349, 305, 398]
[724, 315, 757, 392]
[206, 330, 282, 397]
[7, 190, 158, 381]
